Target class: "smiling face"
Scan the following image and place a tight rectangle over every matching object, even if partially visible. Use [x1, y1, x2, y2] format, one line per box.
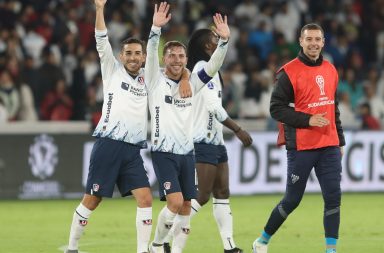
[163, 45, 187, 80]
[119, 43, 146, 76]
[299, 29, 325, 61]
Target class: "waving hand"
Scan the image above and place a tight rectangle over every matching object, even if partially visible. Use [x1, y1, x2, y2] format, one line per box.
[153, 2, 172, 27]
[211, 13, 230, 40]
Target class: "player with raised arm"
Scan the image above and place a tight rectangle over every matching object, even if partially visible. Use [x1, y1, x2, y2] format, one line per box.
[145, 2, 230, 253]
[187, 28, 253, 253]
[65, 1, 152, 252]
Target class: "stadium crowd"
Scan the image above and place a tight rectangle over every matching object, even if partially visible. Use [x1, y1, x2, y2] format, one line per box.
[0, 0, 383, 130]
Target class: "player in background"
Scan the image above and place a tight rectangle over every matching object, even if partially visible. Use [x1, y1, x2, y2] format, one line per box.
[252, 23, 345, 253]
[188, 28, 253, 253]
[145, 2, 230, 253]
[65, 1, 152, 252]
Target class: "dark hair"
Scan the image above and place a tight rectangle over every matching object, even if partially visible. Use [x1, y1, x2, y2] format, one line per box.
[162, 41, 186, 56]
[186, 29, 212, 71]
[120, 38, 146, 53]
[300, 23, 324, 37]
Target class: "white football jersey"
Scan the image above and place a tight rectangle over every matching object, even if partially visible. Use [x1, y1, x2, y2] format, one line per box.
[92, 30, 148, 147]
[192, 61, 228, 145]
[145, 26, 228, 154]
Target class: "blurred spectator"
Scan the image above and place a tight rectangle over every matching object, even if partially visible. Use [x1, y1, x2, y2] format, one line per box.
[0, 96, 7, 123]
[337, 68, 363, 110]
[359, 83, 384, 126]
[338, 92, 359, 130]
[0, 70, 20, 120]
[40, 79, 73, 121]
[359, 102, 381, 130]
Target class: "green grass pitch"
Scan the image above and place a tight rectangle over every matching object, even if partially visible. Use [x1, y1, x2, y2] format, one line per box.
[0, 193, 383, 253]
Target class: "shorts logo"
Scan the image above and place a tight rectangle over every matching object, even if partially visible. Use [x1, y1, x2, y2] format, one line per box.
[291, 174, 299, 184]
[164, 181, 171, 190]
[92, 184, 100, 192]
[79, 220, 88, 226]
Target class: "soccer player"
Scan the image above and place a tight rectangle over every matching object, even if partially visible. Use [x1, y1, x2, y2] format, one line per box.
[65, 1, 152, 252]
[252, 23, 345, 253]
[145, 2, 230, 253]
[187, 28, 253, 253]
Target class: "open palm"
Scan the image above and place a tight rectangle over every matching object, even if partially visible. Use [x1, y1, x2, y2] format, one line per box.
[94, 0, 107, 9]
[153, 2, 171, 27]
[212, 13, 230, 40]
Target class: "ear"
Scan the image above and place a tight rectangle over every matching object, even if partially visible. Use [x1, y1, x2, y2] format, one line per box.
[299, 37, 303, 47]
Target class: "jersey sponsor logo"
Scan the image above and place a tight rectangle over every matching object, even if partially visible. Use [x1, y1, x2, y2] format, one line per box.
[155, 106, 160, 137]
[121, 82, 130, 90]
[165, 95, 173, 104]
[207, 81, 214, 89]
[207, 112, 214, 130]
[173, 98, 192, 108]
[104, 93, 113, 123]
[130, 86, 147, 97]
[315, 75, 325, 95]
[164, 181, 171, 190]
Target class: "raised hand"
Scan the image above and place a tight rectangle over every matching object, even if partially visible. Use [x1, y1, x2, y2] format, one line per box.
[94, 0, 107, 9]
[153, 2, 172, 27]
[211, 13, 230, 40]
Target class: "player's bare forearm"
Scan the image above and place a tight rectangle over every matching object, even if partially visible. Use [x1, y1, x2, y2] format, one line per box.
[94, 0, 107, 30]
[152, 2, 171, 28]
[179, 69, 192, 98]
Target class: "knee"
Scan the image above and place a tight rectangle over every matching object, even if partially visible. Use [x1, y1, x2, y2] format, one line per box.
[137, 194, 152, 208]
[213, 187, 230, 199]
[82, 195, 102, 210]
[324, 189, 341, 209]
[197, 191, 211, 206]
[167, 197, 184, 213]
[281, 195, 302, 215]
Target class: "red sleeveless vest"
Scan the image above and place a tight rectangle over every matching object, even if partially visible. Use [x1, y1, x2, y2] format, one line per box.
[283, 58, 340, 150]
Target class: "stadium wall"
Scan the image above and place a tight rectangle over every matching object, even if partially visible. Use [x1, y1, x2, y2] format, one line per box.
[0, 122, 383, 199]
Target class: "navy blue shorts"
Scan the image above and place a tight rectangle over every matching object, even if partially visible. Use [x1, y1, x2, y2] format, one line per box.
[194, 143, 228, 165]
[86, 138, 149, 198]
[151, 151, 197, 201]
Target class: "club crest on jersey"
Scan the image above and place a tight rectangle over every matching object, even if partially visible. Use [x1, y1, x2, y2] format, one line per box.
[121, 82, 130, 91]
[138, 76, 145, 85]
[165, 95, 173, 104]
[92, 183, 100, 192]
[164, 181, 171, 190]
[207, 81, 214, 89]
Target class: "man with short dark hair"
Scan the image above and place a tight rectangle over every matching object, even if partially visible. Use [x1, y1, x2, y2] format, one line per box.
[252, 23, 345, 253]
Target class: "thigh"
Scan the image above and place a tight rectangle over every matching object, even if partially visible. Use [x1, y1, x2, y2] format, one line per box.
[213, 162, 229, 197]
[179, 154, 198, 201]
[117, 145, 150, 197]
[285, 149, 318, 195]
[151, 152, 181, 201]
[86, 138, 122, 197]
[315, 147, 342, 199]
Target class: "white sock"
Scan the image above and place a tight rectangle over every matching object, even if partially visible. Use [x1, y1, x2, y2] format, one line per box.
[190, 199, 202, 218]
[136, 207, 152, 253]
[163, 199, 201, 244]
[171, 214, 191, 253]
[67, 203, 92, 250]
[213, 198, 236, 250]
[153, 206, 176, 244]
